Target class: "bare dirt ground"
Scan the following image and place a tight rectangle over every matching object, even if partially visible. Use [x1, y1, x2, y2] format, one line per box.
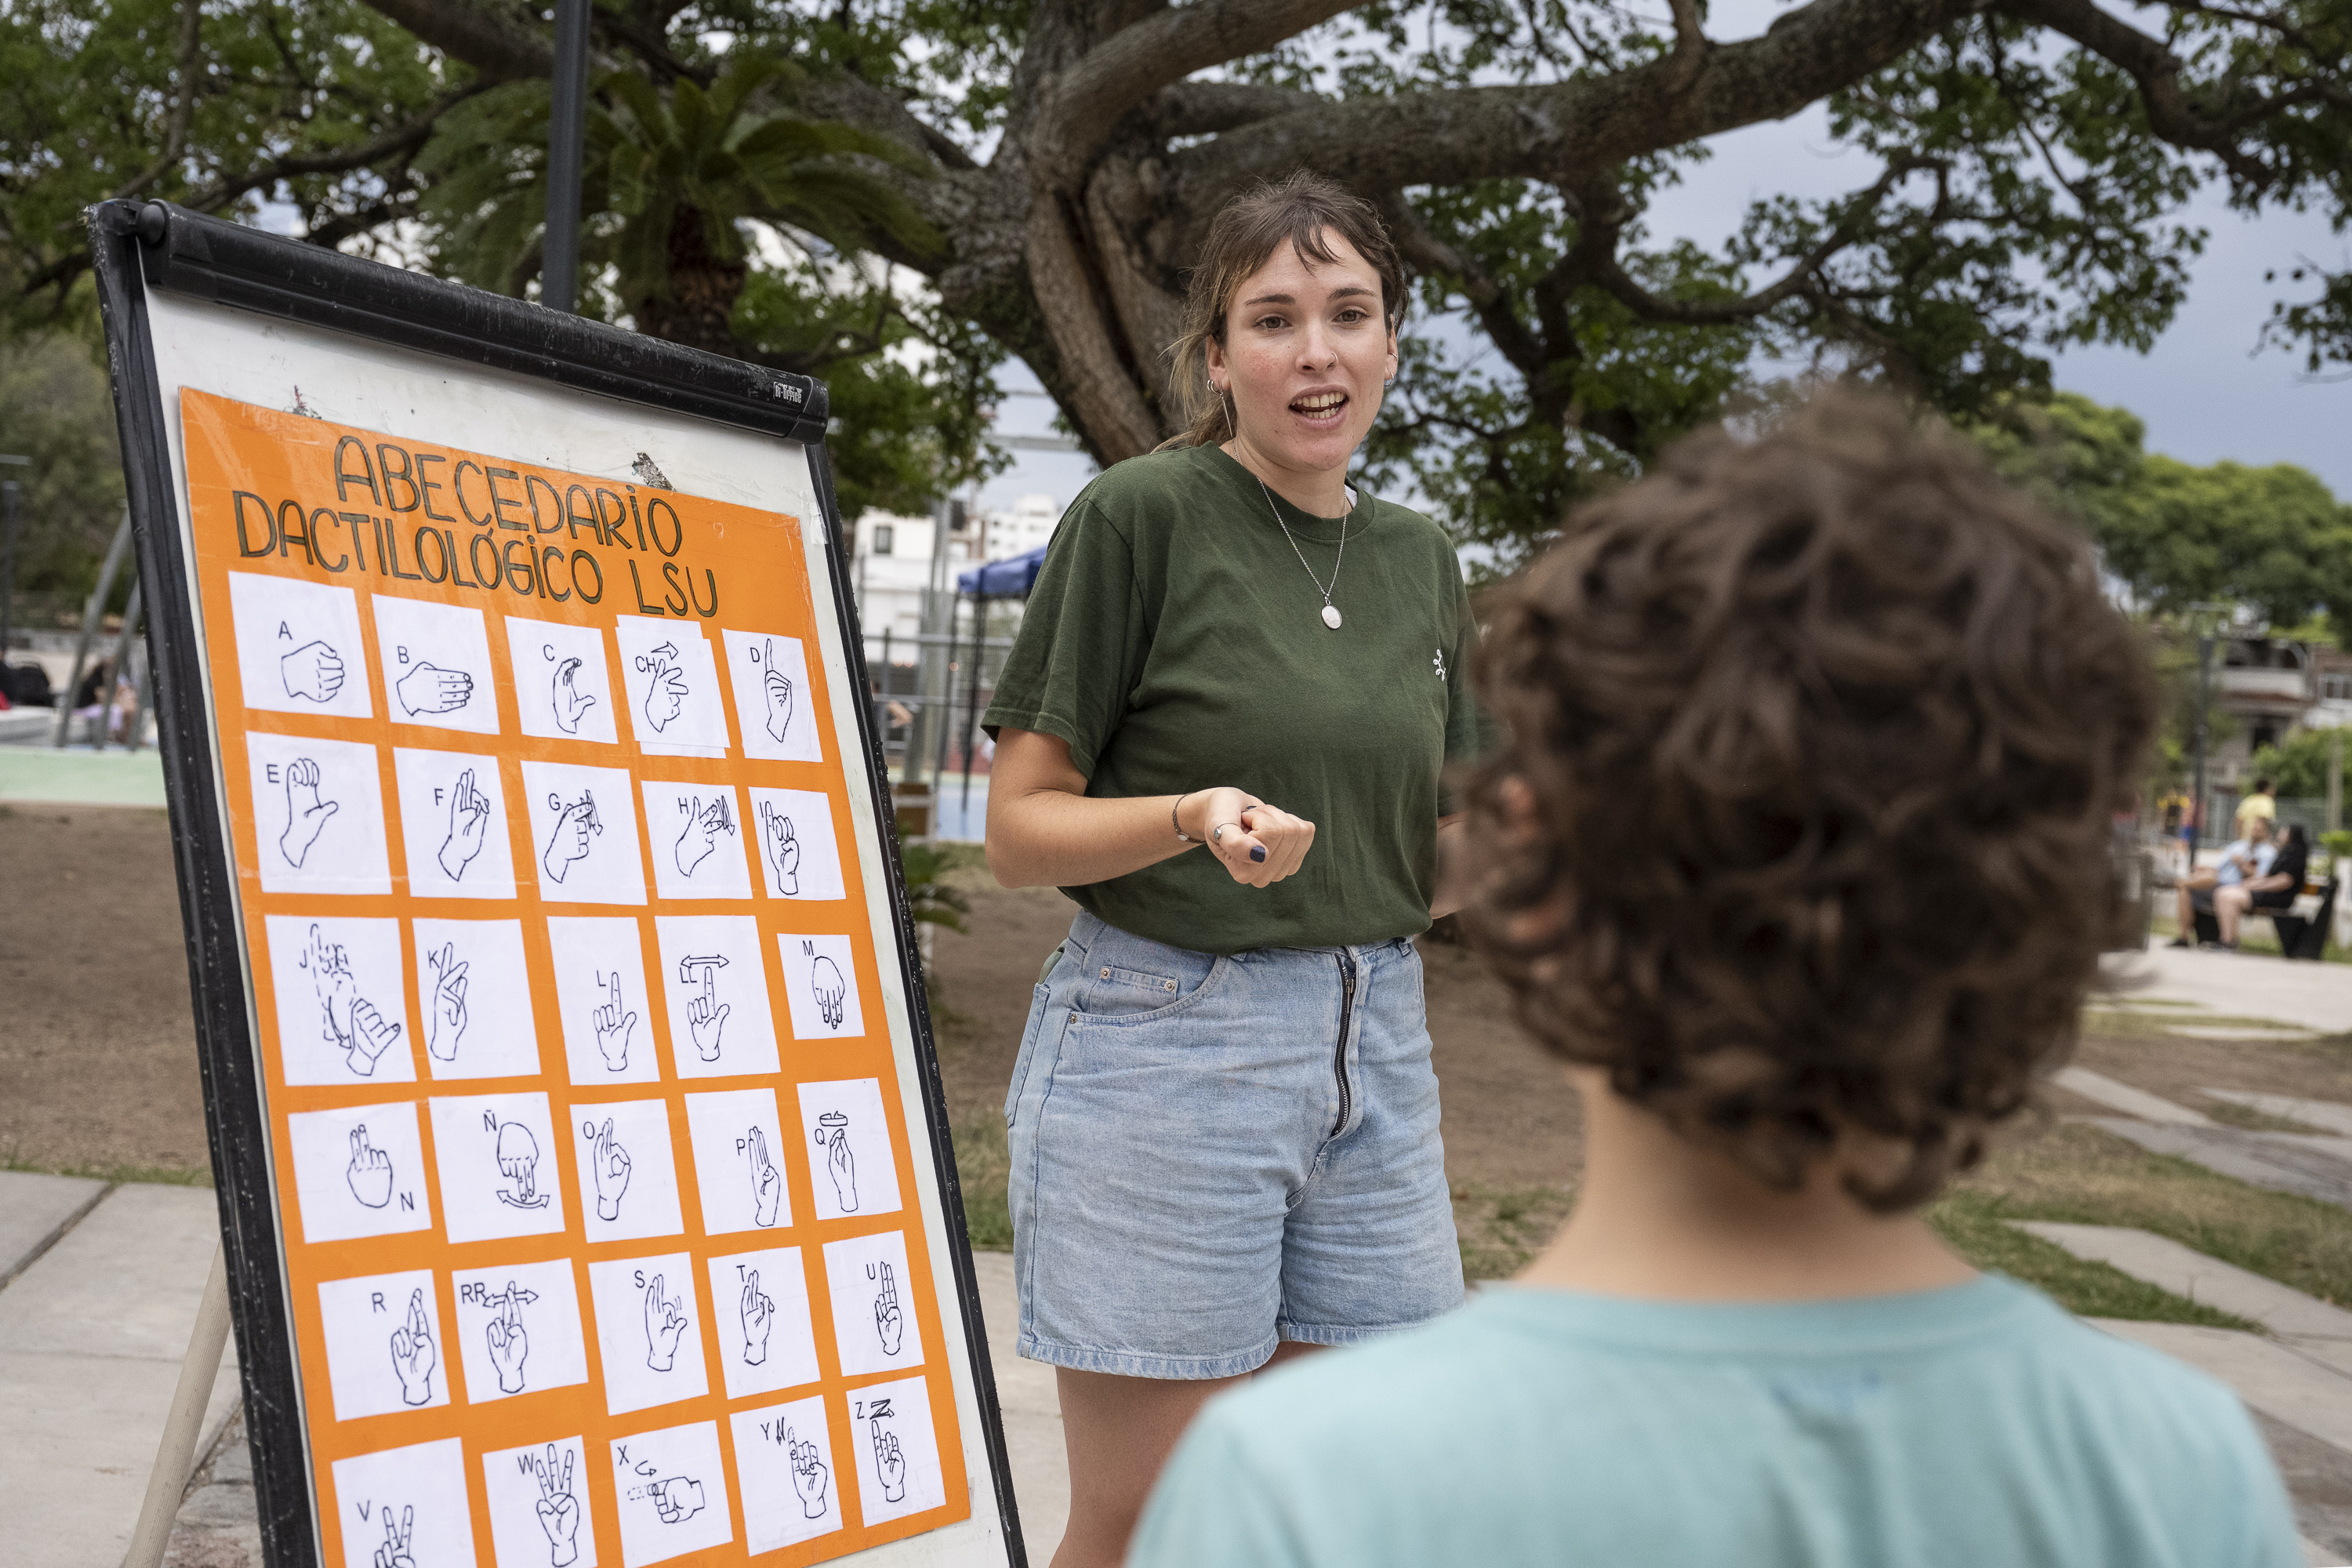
[0, 808, 1584, 1200]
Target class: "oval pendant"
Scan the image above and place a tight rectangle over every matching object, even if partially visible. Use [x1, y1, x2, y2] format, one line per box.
[1321, 604, 1343, 630]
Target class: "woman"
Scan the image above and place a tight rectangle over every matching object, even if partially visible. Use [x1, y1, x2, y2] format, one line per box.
[982, 172, 1483, 1566]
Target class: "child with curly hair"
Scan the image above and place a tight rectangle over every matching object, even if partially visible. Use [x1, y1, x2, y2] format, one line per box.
[1127, 392, 2302, 1566]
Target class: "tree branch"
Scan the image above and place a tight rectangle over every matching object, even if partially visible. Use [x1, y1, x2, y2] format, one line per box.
[106, 0, 205, 201]
[182, 89, 484, 216]
[360, 0, 552, 83]
[1149, 80, 1326, 138]
[1045, 0, 1363, 172]
[1163, 0, 1980, 212]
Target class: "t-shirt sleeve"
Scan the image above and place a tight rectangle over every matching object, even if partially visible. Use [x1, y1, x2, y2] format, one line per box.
[1127, 1410, 1315, 1568]
[980, 499, 1144, 779]
[1438, 567, 1491, 815]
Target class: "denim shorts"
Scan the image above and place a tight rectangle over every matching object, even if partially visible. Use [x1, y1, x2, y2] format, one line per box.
[1004, 909, 1464, 1379]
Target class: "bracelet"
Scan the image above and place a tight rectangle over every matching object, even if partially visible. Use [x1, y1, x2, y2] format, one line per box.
[1172, 790, 1198, 843]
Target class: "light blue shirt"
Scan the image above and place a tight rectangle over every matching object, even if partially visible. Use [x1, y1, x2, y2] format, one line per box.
[1131, 1276, 2300, 1568]
[2217, 839, 2278, 887]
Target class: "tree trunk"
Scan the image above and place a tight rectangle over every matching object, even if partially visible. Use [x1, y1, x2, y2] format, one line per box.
[634, 205, 749, 358]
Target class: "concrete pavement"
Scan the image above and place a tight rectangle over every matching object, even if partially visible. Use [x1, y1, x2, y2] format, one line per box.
[2103, 944, 2352, 1036]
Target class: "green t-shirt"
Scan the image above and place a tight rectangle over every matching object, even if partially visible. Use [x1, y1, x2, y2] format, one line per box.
[983, 443, 1483, 955]
[1130, 1277, 2304, 1568]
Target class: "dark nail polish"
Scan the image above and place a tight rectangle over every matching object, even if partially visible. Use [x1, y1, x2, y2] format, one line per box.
[1250, 846, 1267, 862]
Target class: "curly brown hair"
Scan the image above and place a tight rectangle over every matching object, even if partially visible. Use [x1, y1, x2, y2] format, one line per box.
[1459, 391, 2158, 1213]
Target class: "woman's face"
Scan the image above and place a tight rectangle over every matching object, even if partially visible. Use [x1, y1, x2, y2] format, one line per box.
[1206, 230, 1398, 484]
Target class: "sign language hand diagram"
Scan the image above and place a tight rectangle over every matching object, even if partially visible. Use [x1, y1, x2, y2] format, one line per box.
[741, 1268, 773, 1367]
[279, 757, 339, 868]
[637, 642, 688, 732]
[758, 803, 800, 895]
[633, 1475, 705, 1525]
[749, 1127, 782, 1228]
[388, 1288, 437, 1406]
[347, 1125, 394, 1209]
[673, 793, 733, 877]
[806, 942, 847, 1030]
[540, 791, 600, 884]
[679, 954, 729, 1062]
[872, 1260, 904, 1357]
[761, 637, 793, 743]
[643, 1273, 689, 1371]
[370, 1504, 416, 1568]
[872, 1417, 907, 1504]
[788, 1427, 829, 1519]
[280, 639, 346, 704]
[589, 1117, 633, 1221]
[815, 1111, 856, 1213]
[531, 1443, 580, 1566]
[424, 942, 468, 1062]
[552, 655, 597, 735]
[437, 768, 492, 882]
[593, 971, 637, 1073]
[485, 1285, 533, 1395]
[303, 925, 402, 1076]
[491, 1113, 549, 1208]
[396, 660, 473, 717]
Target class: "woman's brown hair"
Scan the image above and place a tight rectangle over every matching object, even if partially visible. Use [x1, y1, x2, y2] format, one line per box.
[1158, 171, 1406, 451]
[1457, 391, 2159, 1212]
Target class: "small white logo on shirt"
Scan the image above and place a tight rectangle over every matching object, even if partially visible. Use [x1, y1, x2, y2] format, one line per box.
[1433, 648, 1448, 681]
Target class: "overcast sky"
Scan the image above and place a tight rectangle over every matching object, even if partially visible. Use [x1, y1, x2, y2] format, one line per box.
[980, 5, 2350, 514]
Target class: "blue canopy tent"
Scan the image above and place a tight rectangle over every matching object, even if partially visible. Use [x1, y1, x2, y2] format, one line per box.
[947, 543, 1050, 812]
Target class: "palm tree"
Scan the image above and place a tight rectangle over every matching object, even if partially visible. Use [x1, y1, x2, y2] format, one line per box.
[418, 54, 937, 358]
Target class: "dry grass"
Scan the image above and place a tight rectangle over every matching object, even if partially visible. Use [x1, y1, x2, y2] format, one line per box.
[1453, 1185, 1577, 1281]
[1949, 1120, 2352, 1308]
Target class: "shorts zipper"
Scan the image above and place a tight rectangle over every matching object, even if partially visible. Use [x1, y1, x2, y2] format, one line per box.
[1331, 950, 1357, 1137]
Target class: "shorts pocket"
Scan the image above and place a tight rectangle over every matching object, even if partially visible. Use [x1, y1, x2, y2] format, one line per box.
[1074, 955, 1235, 1027]
[1005, 982, 1055, 1127]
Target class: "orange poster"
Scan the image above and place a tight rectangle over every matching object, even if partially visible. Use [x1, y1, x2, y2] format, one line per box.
[177, 388, 970, 1568]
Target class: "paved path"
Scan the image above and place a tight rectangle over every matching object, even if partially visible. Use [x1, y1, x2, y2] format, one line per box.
[2103, 945, 2352, 1036]
[0, 744, 167, 807]
[0, 1174, 241, 1568]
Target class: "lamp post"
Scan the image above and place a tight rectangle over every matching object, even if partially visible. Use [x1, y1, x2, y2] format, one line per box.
[2187, 602, 2227, 854]
[543, 0, 592, 314]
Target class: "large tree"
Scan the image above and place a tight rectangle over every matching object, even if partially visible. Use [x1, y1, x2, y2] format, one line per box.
[6, 2, 2350, 561]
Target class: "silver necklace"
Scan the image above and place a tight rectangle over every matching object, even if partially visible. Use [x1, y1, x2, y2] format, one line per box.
[1254, 475, 1350, 630]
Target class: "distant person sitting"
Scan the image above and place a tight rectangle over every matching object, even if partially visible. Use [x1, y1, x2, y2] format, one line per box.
[2216, 822, 2310, 950]
[2237, 776, 2278, 833]
[2171, 815, 2275, 949]
[1127, 394, 2301, 1568]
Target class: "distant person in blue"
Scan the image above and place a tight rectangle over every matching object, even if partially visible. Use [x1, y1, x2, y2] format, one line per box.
[1129, 392, 2303, 1568]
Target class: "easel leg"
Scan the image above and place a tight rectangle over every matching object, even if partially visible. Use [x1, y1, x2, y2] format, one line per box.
[120, 1243, 231, 1568]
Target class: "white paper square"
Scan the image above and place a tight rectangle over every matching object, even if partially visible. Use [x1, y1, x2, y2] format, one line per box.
[568, 1099, 685, 1243]
[521, 760, 646, 905]
[373, 596, 499, 735]
[317, 1270, 449, 1421]
[507, 615, 620, 746]
[721, 629, 822, 763]
[585, 1254, 708, 1418]
[794, 1078, 902, 1222]
[849, 1374, 948, 1527]
[481, 1436, 597, 1568]
[729, 1394, 843, 1552]
[821, 1230, 923, 1378]
[409, 919, 540, 1080]
[227, 571, 373, 719]
[609, 1417, 731, 1567]
[681, 1088, 789, 1238]
[641, 780, 753, 902]
[706, 1246, 820, 1400]
[392, 748, 517, 900]
[615, 616, 729, 753]
[246, 733, 392, 897]
[653, 917, 778, 1081]
[452, 1258, 592, 1407]
[329, 1438, 477, 1568]
[746, 787, 845, 902]
[546, 917, 659, 1084]
[287, 1102, 434, 1243]
[426, 1093, 567, 1243]
[263, 916, 414, 1085]
[779, 934, 864, 1041]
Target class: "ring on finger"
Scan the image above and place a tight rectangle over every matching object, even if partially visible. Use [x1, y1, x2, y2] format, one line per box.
[1210, 822, 1243, 844]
